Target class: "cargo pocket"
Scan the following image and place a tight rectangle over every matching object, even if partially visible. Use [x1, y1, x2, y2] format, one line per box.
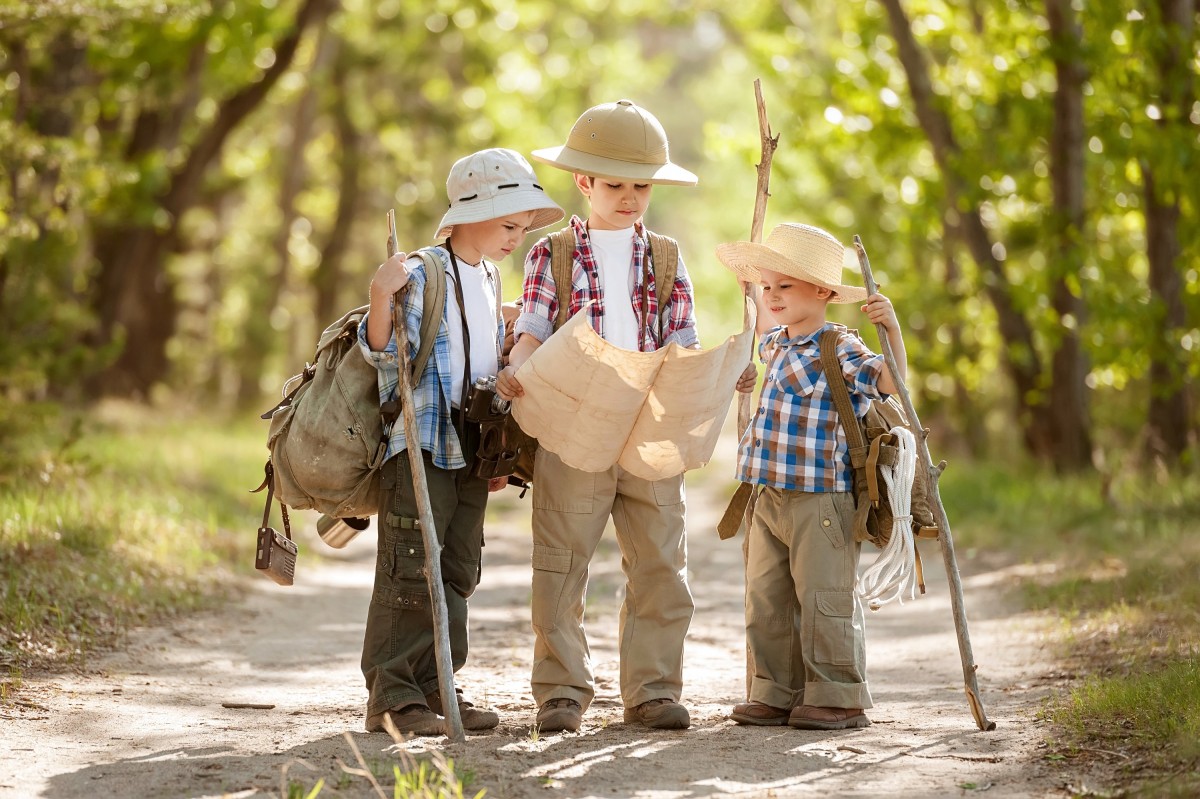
[813, 590, 855, 665]
[391, 534, 426, 580]
[651, 474, 684, 507]
[531, 545, 573, 631]
[817, 494, 848, 550]
[532, 450, 596, 513]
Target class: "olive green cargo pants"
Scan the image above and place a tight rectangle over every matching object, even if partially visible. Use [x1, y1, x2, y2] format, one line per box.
[361, 439, 488, 720]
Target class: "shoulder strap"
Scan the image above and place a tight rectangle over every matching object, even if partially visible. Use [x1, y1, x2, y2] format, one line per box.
[547, 229, 575, 332]
[411, 248, 447, 379]
[645, 231, 678, 320]
[819, 328, 865, 454]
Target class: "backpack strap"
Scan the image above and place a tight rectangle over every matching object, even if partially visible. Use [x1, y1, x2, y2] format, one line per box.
[645, 230, 678, 329]
[547, 229, 575, 332]
[411, 248, 447, 379]
[819, 328, 889, 509]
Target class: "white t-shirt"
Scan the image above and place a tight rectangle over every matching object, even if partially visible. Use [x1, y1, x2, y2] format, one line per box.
[443, 256, 499, 407]
[589, 226, 639, 351]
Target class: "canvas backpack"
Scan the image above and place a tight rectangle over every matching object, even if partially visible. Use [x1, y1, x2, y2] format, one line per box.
[255, 248, 447, 520]
[499, 228, 680, 489]
[817, 327, 939, 551]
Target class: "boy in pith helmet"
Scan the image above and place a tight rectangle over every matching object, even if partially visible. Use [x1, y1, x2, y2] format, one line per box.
[496, 99, 756, 732]
[358, 148, 563, 736]
[717, 222, 906, 730]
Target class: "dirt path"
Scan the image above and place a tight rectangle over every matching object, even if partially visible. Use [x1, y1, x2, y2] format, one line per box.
[2, 449, 1103, 798]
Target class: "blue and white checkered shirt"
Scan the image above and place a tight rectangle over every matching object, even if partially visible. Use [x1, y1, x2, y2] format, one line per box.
[357, 246, 504, 471]
[736, 323, 885, 491]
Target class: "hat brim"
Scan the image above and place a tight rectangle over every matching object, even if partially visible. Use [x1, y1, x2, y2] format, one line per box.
[435, 190, 565, 240]
[715, 241, 867, 304]
[531, 145, 698, 186]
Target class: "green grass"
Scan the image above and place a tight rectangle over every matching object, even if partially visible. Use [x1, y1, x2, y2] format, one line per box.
[0, 400, 268, 681]
[940, 458, 1200, 795]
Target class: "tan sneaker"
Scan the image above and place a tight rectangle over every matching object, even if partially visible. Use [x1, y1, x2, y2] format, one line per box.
[535, 698, 583, 732]
[730, 700, 789, 726]
[425, 689, 499, 731]
[624, 698, 690, 729]
[788, 705, 870, 730]
[365, 703, 445, 736]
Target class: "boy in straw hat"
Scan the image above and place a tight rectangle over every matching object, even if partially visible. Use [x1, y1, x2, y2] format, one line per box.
[716, 222, 906, 730]
[495, 99, 756, 732]
[357, 148, 563, 736]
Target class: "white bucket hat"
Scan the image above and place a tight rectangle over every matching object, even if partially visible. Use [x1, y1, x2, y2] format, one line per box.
[716, 223, 867, 304]
[434, 148, 565, 240]
[531, 99, 698, 186]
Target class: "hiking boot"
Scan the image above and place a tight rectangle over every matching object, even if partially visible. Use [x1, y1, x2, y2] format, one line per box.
[624, 698, 690, 729]
[365, 703, 445, 736]
[426, 689, 499, 732]
[535, 698, 582, 733]
[730, 700, 789, 726]
[788, 705, 870, 730]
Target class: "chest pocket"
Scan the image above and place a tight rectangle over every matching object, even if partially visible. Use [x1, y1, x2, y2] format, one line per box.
[776, 355, 821, 398]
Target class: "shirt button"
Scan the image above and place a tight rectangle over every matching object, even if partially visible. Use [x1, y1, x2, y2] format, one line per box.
[754, 439, 761, 447]
[385, 354, 396, 363]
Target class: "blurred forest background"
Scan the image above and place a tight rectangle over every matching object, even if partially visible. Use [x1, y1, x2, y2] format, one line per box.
[1, 0, 1196, 474]
[2, 2, 1199, 788]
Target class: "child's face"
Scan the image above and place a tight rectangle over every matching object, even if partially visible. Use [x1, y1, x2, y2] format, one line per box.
[575, 174, 653, 231]
[759, 268, 832, 336]
[450, 211, 539, 264]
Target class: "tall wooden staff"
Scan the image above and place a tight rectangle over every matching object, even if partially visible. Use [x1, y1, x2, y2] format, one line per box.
[386, 210, 465, 742]
[853, 235, 995, 732]
[739, 79, 778, 692]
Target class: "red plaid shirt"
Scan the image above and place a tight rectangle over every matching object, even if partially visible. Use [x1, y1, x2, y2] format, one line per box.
[513, 216, 699, 351]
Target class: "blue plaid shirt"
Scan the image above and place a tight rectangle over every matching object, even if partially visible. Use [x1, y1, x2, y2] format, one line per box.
[736, 323, 885, 491]
[357, 246, 504, 470]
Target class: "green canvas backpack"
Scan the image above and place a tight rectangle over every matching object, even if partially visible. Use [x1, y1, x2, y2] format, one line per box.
[255, 248, 447, 520]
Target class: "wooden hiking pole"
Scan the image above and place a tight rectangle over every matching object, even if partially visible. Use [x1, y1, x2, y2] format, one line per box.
[386, 210, 465, 742]
[853, 235, 996, 732]
[739, 79, 778, 693]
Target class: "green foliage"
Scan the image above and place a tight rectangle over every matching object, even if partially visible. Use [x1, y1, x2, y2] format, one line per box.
[0, 0, 1197, 461]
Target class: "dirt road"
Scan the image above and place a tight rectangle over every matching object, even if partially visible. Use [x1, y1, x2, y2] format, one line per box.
[1, 454, 1103, 798]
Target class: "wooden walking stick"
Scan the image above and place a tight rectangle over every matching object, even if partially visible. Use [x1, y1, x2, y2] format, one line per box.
[853, 235, 996, 732]
[730, 79, 778, 695]
[386, 209, 465, 742]
[717, 78, 779, 546]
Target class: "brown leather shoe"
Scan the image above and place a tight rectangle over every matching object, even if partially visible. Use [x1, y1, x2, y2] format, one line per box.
[624, 698, 690, 729]
[730, 700, 789, 726]
[788, 705, 870, 730]
[425, 689, 499, 731]
[536, 698, 583, 732]
[365, 703, 445, 736]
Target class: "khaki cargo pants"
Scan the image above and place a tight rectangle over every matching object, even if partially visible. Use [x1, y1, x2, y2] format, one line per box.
[745, 487, 873, 710]
[360, 441, 488, 720]
[530, 448, 694, 711]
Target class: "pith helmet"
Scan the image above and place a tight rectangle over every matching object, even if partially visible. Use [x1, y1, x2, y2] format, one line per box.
[531, 99, 698, 186]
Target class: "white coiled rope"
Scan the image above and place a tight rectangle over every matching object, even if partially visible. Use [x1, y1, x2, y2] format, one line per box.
[857, 425, 919, 609]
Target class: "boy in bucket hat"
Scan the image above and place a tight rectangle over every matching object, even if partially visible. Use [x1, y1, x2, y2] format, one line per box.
[357, 148, 563, 736]
[495, 99, 756, 733]
[717, 222, 907, 730]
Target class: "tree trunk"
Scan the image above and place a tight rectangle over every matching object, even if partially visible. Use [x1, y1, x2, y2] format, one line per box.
[313, 45, 362, 329]
[1141, 0, 1195, 465]
[233, 30, 333, 408]
[880, 0, 1052, 460]
[1045, 0, 1094, 471]
[89, 0, 335, 398]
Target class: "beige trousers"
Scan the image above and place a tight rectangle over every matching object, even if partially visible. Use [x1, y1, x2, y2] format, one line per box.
[745, 487, 873, 710]
[529, 448, 693, 711]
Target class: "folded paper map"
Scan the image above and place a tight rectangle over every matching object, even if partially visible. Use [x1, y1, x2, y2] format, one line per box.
[512, 300, 756, 480]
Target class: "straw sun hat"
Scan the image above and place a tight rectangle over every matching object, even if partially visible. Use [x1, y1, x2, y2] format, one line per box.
[531, 99, 698, 186]
[716, 223, 867, 304]
[435, 148, 565, 240]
